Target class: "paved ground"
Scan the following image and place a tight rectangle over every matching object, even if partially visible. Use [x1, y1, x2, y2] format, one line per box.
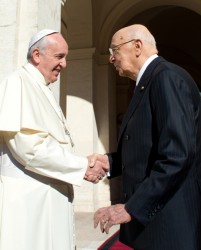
[75, 212, 120, 250]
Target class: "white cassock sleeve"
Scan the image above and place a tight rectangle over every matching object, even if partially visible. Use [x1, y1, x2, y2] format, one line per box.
[3, 130, 88, 186]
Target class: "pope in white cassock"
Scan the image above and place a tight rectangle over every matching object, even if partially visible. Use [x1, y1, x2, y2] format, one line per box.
[0, 30, 108, 250]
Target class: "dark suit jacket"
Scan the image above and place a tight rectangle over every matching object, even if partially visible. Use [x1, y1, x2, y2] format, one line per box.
[108, 56, 201, 250]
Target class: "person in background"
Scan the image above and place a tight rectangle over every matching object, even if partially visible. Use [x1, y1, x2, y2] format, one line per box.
[0, 29, 109, 250]
[94, 24, 201, 250]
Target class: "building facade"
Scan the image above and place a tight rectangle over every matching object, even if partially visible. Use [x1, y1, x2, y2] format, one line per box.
[1, 0, 201, 212]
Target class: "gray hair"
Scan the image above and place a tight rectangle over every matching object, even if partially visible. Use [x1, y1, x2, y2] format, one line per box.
[27, 36, 52, 61]
[135, 30, 156, 47]
[126, 25, 157, 48]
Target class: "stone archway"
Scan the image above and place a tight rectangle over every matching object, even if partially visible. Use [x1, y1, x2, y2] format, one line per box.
[95, 0, 201, 150]
[127, 6, 201, 90]
[116, 5, 201, 135]
[93, 1, 201, 205]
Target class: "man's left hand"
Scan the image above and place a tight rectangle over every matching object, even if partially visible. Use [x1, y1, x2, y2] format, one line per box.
[94, 204, 132, 234]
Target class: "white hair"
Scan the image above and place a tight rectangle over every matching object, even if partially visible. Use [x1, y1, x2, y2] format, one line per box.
[27, 36, 54, 61]
[125, 24, 157, 48]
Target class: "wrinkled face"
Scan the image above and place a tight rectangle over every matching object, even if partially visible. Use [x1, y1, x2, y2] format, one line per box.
[109, 32, 137, 80]
[36, 34, 68, 83]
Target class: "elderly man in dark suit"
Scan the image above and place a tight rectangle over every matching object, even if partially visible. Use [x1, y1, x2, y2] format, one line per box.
[94, 24, 201, 250]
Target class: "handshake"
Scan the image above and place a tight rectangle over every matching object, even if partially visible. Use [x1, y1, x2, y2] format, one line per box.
[84, 154, 109, 183]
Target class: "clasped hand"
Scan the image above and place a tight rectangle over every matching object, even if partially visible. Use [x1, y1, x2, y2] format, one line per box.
[84, 154, 109, 183]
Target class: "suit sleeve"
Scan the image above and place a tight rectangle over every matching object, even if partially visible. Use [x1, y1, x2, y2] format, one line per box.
[125, 69, 199, 225]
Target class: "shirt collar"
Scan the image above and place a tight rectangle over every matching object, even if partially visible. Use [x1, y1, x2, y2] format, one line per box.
[136, 54, 158, 86]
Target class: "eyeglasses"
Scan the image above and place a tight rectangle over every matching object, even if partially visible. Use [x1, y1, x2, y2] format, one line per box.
[109, 39, 136, 56]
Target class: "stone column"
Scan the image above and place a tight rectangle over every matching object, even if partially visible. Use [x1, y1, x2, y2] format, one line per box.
[93, 52, 118, 210]
[66, 48, 97, 211]
[66, 48, 117, 212]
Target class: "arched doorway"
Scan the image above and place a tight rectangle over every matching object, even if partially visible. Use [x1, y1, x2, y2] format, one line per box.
[117, 5, 201, 127]
[105, 5, 201, 204]
[128, 6, 201, 88]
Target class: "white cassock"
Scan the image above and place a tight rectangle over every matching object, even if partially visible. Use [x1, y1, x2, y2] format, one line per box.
[0, 63, 88, 250]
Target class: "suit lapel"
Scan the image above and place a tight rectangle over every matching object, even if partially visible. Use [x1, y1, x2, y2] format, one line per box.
[118, 57, 162, 142]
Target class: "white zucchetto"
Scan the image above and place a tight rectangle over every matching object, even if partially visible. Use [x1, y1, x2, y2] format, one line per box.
[28, 29, 58, 49]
